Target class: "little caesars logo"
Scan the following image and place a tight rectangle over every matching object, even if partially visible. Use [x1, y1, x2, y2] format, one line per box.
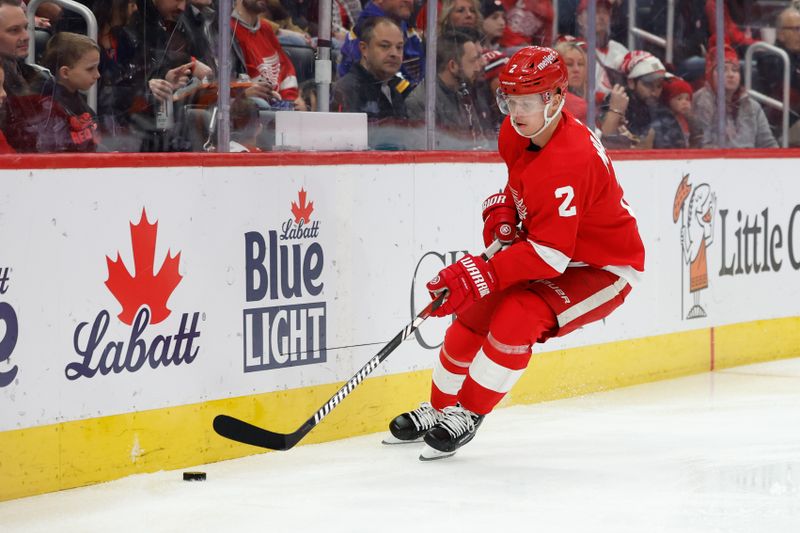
[243, 188, 327, 371]
[673, 175, 716, 319]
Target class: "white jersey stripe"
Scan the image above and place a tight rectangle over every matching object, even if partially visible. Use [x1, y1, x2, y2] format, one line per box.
[556, 277, 629, 327]
[603, 265, 643, 286]
[279, 75, 299, 90]
[432, 362, 467, 395]
[468, 349, 526, 394]
[527, 239, 571, 273]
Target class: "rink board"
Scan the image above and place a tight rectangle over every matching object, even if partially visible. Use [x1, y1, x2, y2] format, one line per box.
[2, 150, 800, 500]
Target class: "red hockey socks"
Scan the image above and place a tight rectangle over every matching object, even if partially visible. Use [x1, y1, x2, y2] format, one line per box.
[457, 333, 532, 415]
[430, 319, 485, 410]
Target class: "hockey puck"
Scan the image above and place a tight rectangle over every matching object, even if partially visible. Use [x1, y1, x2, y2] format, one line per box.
[183, 471, 206, 481]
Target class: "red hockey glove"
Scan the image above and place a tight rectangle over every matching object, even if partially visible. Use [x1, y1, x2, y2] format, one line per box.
[482, 192, 519, 248]
[427, 254, 498, 317]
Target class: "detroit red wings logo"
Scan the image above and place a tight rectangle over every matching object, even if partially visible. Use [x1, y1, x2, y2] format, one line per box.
[257, 54, 281, 86]
[105, 209, 182, 325]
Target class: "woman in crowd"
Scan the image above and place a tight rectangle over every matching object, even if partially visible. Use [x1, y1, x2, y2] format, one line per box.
[92, 0, 139, 150]
[554, 38, 588, 122]
[693, 45, 777, 148]
[439, 0, 482, 35]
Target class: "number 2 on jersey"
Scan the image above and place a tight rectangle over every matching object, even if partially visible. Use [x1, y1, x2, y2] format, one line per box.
[555, 186, 576, 217]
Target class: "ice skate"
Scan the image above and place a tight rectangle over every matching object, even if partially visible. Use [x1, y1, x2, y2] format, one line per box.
[419, 405, 483, 461]
[382, 402, 443, 445]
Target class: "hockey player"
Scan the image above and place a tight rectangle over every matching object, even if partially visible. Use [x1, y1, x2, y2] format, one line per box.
[386, 45, 646, 460]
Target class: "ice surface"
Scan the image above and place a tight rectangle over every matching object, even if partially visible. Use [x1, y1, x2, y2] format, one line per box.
[3, 358, 800, 532]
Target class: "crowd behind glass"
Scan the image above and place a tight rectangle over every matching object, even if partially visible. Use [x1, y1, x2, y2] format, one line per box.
[0, 0, 798, 153]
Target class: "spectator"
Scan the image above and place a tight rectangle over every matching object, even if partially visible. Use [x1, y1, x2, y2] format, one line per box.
[554, 37, 587, 122]
[0, 0, 53, 152]
[185, 0, 216, 51]
[600, 51, 667, 149]
[229, 95, 263, 152]
[705, 0, 757, 55]
[131, 0, 214, 81]
[480, 0, 505, 51]
[500, 0, 553, 50]
[439, 0, 481, 35]
[39, 32, 100, 152]
[338, 0, 424, 87]
[406, 30, 493, 149]
[576, 0, 628, 100]
[0, 61, 13, 153]
[693, 45, 778, 148]
[650, 75, 703, 148]
[333, 16, 410, 149]
[93, 0, 139, 150]
[480, 49, 508, 132]
[127, 0, 215, 151]
[294, 79, 317, 111]
[758, 6, 800, 146]
[230, 0, 299, 104]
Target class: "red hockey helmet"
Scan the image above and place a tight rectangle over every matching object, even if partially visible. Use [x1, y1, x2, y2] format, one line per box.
[498, 46, 569, 99]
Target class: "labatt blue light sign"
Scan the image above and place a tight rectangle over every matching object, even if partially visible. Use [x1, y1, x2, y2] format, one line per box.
[243, 188, 327, 372]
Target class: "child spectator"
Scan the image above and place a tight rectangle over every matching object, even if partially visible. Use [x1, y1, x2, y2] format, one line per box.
[229, 95, 263, 152]
[480, 0, 505, 51]
[480, 49, 508, 132]
[294, 79, 318, 111]
[40, 32, 101, 152]
[0, 61, 14, 153]
[650, 75, 703, 148]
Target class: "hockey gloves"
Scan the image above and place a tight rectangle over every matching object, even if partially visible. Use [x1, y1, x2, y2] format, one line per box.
[482, 192, 519, 248]
[427, 254, 498, 317]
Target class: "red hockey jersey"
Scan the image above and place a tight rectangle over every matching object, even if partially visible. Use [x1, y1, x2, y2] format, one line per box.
[231, 18, 299, 101]
[490, 111, 645, 289]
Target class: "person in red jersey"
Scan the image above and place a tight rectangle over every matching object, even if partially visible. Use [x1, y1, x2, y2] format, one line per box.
[385, 45, 645, 461]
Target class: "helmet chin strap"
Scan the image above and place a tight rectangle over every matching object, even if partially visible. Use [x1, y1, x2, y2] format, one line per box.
[510, 96, 566, 139]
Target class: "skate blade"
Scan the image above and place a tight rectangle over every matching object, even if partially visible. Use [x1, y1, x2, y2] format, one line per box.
[381, 435, 423, 445]
[418, 445, 456, 461]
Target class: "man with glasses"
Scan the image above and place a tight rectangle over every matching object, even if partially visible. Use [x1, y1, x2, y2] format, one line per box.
[599, 50, 667, 149]
[759, 7, 800, 145]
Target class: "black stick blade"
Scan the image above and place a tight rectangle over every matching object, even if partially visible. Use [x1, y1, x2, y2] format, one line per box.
[213, 415, 294, 451]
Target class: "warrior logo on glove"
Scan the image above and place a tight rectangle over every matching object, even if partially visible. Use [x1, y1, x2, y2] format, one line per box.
[426, 254, 498, 317]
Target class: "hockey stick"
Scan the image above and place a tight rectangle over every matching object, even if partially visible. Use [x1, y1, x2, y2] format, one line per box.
[213, 238, 505, 451]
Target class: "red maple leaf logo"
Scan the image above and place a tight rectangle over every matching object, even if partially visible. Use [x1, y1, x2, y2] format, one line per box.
[291, 188, 314, 224]
[105, 209, 182, 326]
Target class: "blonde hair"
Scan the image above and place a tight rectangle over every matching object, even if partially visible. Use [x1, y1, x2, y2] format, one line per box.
[554, 41, 588, 96]
[42, 32, 100, 76]
[438, 0, 483, 34]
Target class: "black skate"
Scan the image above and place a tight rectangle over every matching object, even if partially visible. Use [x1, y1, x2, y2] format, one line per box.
[419, 405, 484, 461]
[382, 402, 443, 445]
